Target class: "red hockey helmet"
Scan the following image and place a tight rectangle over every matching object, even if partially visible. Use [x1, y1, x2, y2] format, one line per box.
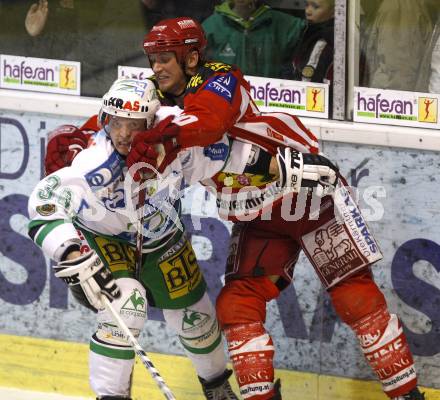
[143, 17, 207, 64]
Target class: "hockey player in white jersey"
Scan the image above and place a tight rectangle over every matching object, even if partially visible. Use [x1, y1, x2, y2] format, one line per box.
[28, 78, 239, 400]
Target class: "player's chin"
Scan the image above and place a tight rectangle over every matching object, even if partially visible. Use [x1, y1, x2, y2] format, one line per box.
[116, 143, 130, 156]
[157, 81, 169, 92]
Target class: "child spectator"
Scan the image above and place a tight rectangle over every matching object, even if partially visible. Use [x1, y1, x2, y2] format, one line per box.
[202, 0, 305, 78]
[282, 0, 334, 83]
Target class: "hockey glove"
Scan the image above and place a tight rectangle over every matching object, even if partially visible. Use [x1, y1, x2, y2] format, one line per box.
[128, 116, 181, 174]
[45, 124, 90, 175]
[126, 141, 160, 181]
[276, 147, 338, 197]
[54, 250, 120, 311]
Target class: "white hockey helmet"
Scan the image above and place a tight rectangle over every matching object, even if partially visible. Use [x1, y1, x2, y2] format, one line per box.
[99, 78, 160, 128]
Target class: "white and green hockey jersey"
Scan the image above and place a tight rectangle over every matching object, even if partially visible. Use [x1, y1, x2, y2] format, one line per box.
[28, 108, 239, 262]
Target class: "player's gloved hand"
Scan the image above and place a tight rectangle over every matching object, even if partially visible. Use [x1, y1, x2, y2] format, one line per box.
[54, 250, 120, 311]
[129, 116, 181, 173]
[126, 140, 160, 181]
[45, 125, 89, 175]
[276, 147, 338, 197]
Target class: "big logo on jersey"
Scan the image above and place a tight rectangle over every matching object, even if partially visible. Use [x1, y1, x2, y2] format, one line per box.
[204, 73, 237, 103]
[158, 239, 202, 300]
[85, 152, 123, 188]
[94, 236, 136, 275]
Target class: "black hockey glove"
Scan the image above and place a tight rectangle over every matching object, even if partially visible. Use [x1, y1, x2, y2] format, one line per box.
[276, 147, 338, 197]
[54, 250, 120, 311]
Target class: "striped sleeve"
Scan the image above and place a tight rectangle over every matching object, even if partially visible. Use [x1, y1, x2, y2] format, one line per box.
[28, 219, 80, 261]
[28, 168, 85, 261]
[230, 112, 319, 154]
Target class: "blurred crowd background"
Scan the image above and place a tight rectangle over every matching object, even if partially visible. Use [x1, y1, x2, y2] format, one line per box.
[0, 0, 439, 102]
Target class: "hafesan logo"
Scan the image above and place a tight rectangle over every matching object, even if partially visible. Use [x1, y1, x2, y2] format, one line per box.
[418, 97, 438, 123]
[306, 87, 325, 112]
[59, 64, 77, 90]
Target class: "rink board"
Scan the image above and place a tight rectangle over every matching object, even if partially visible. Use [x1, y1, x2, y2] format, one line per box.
[2, 334, 440, 400]
[1, 110, 440, 392]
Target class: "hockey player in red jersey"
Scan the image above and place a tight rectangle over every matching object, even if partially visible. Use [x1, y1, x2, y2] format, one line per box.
[130, 17, 426, 400]
[44, 16, 426, 400]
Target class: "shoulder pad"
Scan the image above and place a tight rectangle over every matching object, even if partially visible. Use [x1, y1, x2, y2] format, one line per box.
[185, 62, 235, 95]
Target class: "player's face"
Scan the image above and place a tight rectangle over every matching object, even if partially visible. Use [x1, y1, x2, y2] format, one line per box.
[108, 116, 145, 155]
[149, 51, 187, 96]
[305, 0, 334, 24]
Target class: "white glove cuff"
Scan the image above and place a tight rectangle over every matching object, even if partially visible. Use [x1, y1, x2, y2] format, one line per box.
[275, 147, 304, 191]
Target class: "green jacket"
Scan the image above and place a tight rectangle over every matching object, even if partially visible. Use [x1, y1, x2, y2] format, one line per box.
[202, 2, 305, 78]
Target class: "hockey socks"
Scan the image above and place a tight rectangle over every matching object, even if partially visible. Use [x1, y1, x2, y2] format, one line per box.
[224, 322, 276, 400]
[353, 307, 417, 398]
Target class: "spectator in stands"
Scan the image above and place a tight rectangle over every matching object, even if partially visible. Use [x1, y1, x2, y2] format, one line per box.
[281, 0, 334, 83]
[24, 0, 48, 36]
[419, 8, 440, 93]
[428, 18, 440, 93]
[202, 0, 305, 78]
[140, 0, 219, 29]
[429, 16, 440, 94]
[360, 0, 433, 91]
[22, 0, 79, 61]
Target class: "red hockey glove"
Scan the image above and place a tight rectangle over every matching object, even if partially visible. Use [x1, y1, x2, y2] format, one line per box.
[128, 116, 181, 176]
[45, 125, 90, 175]
[125, 141, 159, 182]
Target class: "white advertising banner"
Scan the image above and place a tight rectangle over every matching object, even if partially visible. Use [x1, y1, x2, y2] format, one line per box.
[0, 54, 81, 95]
[118, 65, 153, 81]
[118, 66, 330, 118]
[246, 75, 329, 118]
[354, 86, 440, 130]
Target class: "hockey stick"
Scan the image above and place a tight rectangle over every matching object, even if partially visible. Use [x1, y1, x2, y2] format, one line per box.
[135, 178, 147, 281]
[134, 147, 166, 281]
[101, 295, 177, 400]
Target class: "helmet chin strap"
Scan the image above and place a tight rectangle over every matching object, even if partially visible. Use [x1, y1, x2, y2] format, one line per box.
[103, 120, 111, 137]
[103, 123, 124, 157]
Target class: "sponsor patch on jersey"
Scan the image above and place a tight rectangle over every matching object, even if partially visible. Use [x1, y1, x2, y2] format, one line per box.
[204, 73, 237, 103]
[85, 151, 123, 188]
[301, 219, 367, 288]
[36, 204, 56, 216]
[334, 184, 382, 260]
[187, 73, 204, 89]
[204, 62, 232, 73]
[203, 143, 228, 161]
[181, 308, 211, 332]
[95, 237, 136, 274]
[158, 239, 202, 300]
[120, 288, 147, 318]
[215, 172, 274, 189]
